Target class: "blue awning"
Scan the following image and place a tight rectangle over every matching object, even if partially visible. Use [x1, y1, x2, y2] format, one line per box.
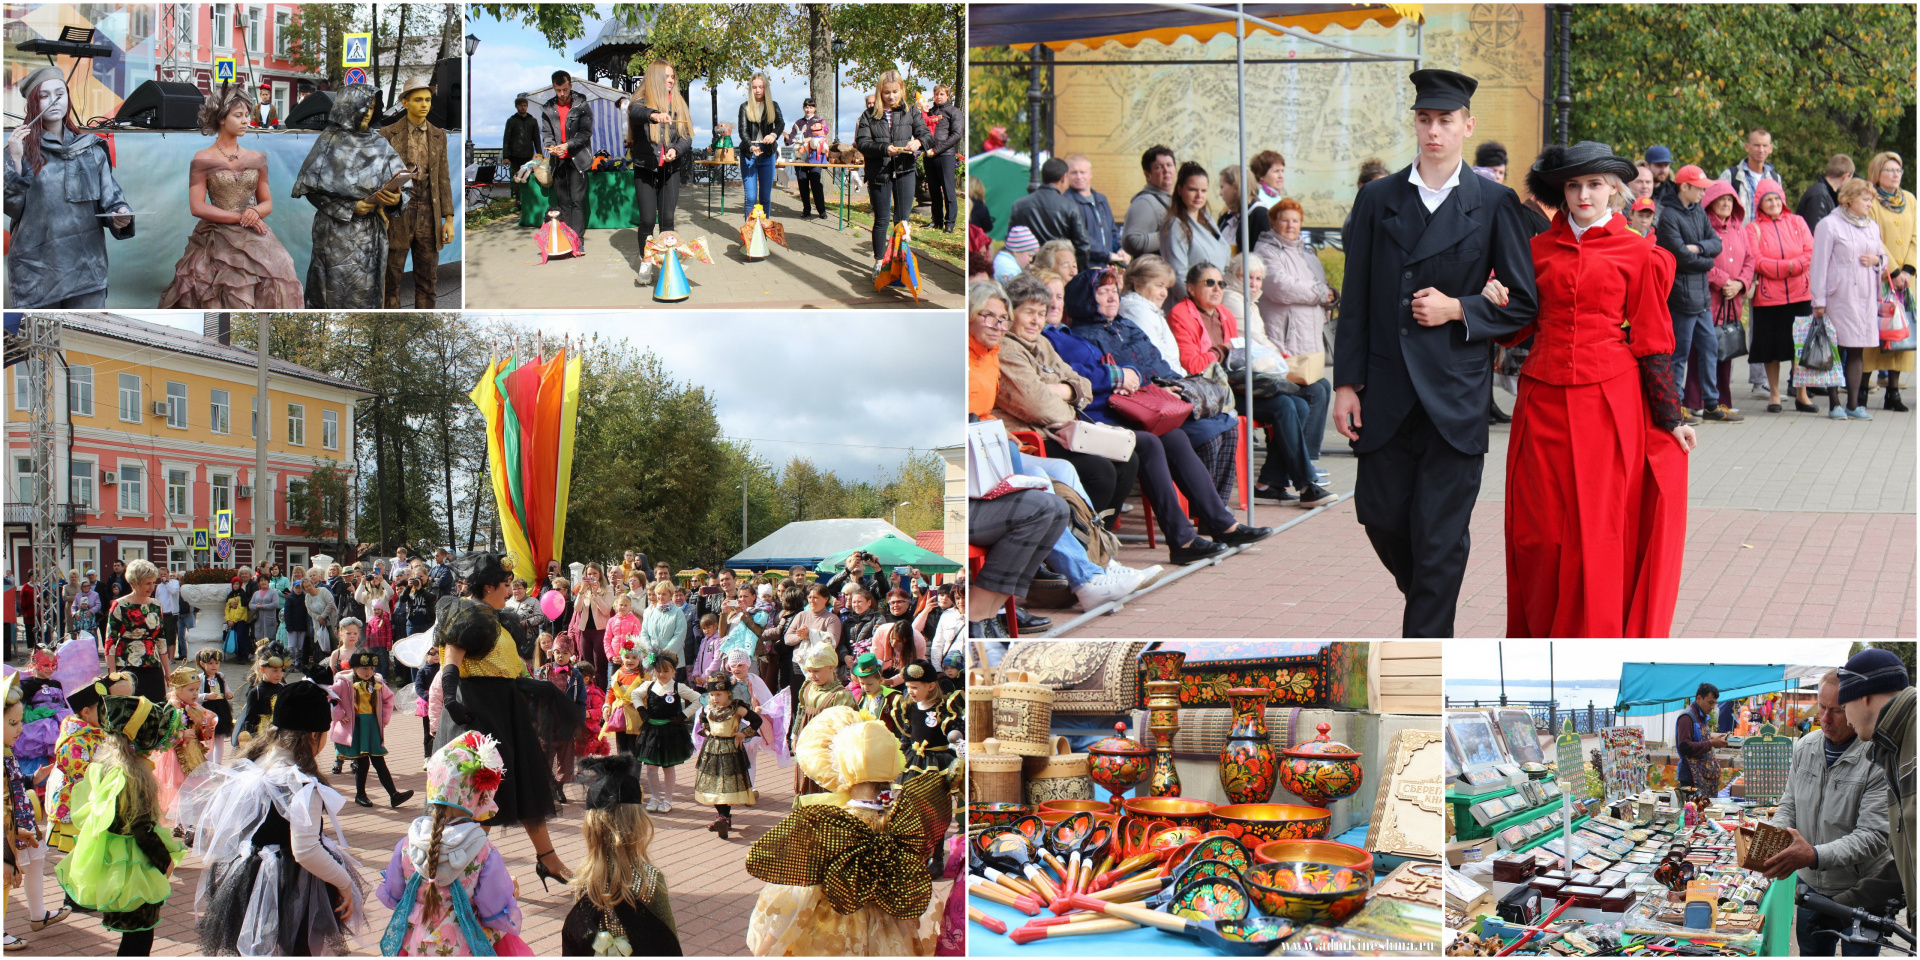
[1614, 662, 1827, 717]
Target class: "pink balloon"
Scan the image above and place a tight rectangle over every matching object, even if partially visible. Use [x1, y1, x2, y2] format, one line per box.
[540, 591, 566, 621]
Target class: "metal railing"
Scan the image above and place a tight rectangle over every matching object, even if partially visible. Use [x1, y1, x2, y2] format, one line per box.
[1445, 697, 1619, 734]
[3, 503, 84, 525]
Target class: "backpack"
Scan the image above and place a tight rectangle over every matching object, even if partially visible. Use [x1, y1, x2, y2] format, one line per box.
[1051, 480, 1121, 569]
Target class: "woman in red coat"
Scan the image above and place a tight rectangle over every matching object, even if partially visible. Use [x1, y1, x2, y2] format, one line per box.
[1492, 143, 1696, 638]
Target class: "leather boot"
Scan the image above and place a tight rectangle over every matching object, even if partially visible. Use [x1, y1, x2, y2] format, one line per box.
[1887, 387, 1908, 412]
[371, 755, 414, 808]
[353, 758, 374, 807]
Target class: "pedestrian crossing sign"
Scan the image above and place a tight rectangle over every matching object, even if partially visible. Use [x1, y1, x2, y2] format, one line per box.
[215, 509, 232, 540]
[215, 57, 235, 83]
[343, 33, 371, 68]
[193, 529, 209, 550]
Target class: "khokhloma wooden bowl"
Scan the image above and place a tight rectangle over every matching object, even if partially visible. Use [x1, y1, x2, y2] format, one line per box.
[1243, 859, 1371, 926]
[1209, 803, 1332, 843]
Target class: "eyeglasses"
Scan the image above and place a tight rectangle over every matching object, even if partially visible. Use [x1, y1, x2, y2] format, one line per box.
[981, 315, 1010, 329]
[1198, 278, 1223, 288]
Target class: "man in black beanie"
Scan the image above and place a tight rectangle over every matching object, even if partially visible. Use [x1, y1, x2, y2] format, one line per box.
[1838, 647, 1914, 912]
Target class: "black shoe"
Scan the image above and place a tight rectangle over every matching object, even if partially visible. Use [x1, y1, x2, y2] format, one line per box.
[1170, 537, 1230, 565]
[968, 616, 1008, 638]
[354, 793, 374, 808]
[1887, 388, 1908, 412]
[1030, 568, 1068, 585]
[1794, 399, 1818, 413]
[1297, 484, 1339, 508]
[1489, 403, 1512, 424]
[1214, 524, 1275, 546]
[1254, 484, 1298, 503]
[1766, 402, 1782, 413]
[1014, 608, 1053, 631]
[389, 789, 414, 809]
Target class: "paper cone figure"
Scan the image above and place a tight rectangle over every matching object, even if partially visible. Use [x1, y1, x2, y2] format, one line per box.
[642, 232, 714, 302]
[738, 204, 787, 261]
[873, 220, 922, 301]
[535, 209, 581, 264]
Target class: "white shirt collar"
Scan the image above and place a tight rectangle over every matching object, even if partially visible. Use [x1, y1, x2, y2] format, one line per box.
[1570, 209, 1614, 241]
[1408, 161, 1464, 213]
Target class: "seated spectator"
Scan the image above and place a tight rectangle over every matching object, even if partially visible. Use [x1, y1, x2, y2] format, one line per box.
[1058, 267, 1273, 564]
[1169, 262, 1335, 507]
[1030, 239, 1078, 280]
[966, 485, 1069, 638]
[995, 226, 1038, 281]
[1119, 255, 1189, 375]
[1255, 198, 1336, 483]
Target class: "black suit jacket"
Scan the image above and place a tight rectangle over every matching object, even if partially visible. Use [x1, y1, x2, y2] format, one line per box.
[1334, 163, 1539, 456]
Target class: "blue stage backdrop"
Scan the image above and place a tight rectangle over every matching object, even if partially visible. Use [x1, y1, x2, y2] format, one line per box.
[96, 128, 461, 308]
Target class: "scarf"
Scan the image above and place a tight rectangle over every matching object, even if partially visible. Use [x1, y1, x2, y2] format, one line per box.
[1841, 209, 1873, 229]
[1877, 185, 1909, 215]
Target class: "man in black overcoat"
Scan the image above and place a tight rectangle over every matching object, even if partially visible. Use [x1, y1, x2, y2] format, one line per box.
[1331, 69, 1540, 637]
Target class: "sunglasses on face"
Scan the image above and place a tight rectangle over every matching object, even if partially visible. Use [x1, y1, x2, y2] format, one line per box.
[1198, 278, 1223, 288]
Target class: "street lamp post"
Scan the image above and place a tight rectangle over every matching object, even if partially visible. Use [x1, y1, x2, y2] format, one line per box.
[893, 500, 910, 529]
[831, 37, 847, 149]
[463, 33, 480, 165]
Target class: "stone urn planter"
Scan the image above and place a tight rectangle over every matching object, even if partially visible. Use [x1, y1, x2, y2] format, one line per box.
[179, 583, 233, 647]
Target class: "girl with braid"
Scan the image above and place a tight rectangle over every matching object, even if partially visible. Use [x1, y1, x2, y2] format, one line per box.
[375, 731, 526, 955]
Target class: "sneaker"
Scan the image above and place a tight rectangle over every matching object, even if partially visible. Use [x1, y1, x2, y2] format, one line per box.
[1849, 407, 1874, 421]
[1297, 484, 1340, 508]
[1702, 406, 1745, 422]
[1749, 384, 1771, 400]
[1254, 484, 1298, 503]
[1102, 560, 1146, 594]
[1310, 462, 1331, 484]
[1683, 412, 1702, 426]
[1074, 572, 1131, 611]
[1132, 564, 1166, 590]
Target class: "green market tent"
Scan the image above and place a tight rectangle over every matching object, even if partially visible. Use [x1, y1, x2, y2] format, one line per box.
[726, 518, 913, 572]
[815, 534, 963, 575]
[966, 149, 1032, 241]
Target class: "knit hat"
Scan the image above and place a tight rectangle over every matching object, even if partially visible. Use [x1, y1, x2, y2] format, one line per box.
[1837, 648, 1910, 704]
[427, 730, 506, 821]
[723, 646, 752, 667]
[578, 754, 645, 810]
[852, 653, 882, 678]
[553, 634, 578, 656]
[1003, 226, 1038, 253]
[273, 679, 334, 733]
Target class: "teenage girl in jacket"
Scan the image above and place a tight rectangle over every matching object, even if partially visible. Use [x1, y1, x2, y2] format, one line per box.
[854, 71, 931, 268]
[923, 85, 963, 232]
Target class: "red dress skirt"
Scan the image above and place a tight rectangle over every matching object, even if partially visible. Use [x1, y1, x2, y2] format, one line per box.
[1505, 368, 1687, 637]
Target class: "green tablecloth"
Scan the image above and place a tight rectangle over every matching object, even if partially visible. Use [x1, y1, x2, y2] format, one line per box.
[517, 170, 638, 229]
[1760, 875, 1790, 956]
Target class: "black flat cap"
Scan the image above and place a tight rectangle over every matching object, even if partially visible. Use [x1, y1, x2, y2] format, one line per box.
[1526, 142, 1640, 200]
[1410, 69, 1477, 112]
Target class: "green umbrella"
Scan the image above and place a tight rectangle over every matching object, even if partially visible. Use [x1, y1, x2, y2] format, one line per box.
[815, 534, 962, 575]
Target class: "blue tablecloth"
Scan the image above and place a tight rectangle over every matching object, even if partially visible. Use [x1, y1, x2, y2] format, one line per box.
[969, 824, 1379, 955]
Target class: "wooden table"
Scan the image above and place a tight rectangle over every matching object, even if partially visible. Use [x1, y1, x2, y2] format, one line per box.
[694, 159, 863, 228]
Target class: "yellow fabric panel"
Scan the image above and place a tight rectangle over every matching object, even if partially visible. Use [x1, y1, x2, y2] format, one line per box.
[1018, 5, 1416, 51]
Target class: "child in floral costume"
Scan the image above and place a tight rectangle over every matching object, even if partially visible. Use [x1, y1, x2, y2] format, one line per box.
[375, 731, 529, 956]
[46, 674, 130, 852]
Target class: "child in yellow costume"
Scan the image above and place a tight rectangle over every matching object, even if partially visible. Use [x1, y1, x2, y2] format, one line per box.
[743, 705, 950, 956]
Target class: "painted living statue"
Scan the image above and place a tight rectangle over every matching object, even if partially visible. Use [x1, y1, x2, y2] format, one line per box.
[378, 75, 455, 308]
[4, 66, 135, 307]
[158, 82, 303, 308]
[290, 83, 407, 309]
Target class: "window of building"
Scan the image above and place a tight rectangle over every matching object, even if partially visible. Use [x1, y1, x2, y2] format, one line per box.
[322, 409, 339, 450]
[274, 10, 291, 57]
[68, 365, 93, 416]
[167, 469, 190, 516]
[211, 473, 233, 515]
[287, 402, 305, 446]
[287, 476, 307, 524]
[169, 547, 189, 573]
[119, 543, 147, 565]
[13, 457, 37, 504]
[11, 360, 32, 411]
[166, 381, 188, 429]
[119, 373, 144, 423]
[251, 396, 262, 440]
[119, 463, 144, 513]
[245, 5, 262, 52]
[286, 546, 309, 572]
[210, 389, 231, 435]
[71, 460, 94, 509]
[72, 543, 98, 575]
[211, 4, 229, 47]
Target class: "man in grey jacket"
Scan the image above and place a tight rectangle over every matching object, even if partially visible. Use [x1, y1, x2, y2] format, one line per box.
[1121, 145, 1176, 259]
[1764, 669, 1897, 955]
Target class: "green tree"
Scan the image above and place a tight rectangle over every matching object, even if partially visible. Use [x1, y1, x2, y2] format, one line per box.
[282, 3, 364, 91]
[1570, 4, 1916, 196]
[286, 463, 353, 555]
[968, 46, 1034, 155]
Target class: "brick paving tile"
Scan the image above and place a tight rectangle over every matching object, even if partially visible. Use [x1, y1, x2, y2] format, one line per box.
[11, 677, 952, 956]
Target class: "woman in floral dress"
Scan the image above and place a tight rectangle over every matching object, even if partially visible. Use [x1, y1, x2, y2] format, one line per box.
[103, 559, 170, 701]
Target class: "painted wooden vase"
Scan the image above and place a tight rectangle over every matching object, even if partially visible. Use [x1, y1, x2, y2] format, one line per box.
[1277, 721, 1364, 806]
[1219, 687, 1278, 805]
[1086, 722, 1152, 805]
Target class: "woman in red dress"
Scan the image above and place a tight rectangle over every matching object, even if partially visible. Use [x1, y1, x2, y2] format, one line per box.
[1493, 143, 1696, 637]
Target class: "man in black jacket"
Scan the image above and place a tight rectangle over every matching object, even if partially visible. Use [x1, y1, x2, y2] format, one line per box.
[1331, 69, 1538, 638]
[538, 71, 595, 243]
[1654, 164, 1740, 423]
[1796, 153, 1854, 230]
[503, 96, 539, 180]
[1009, 157, 1092, 272]
[1646, 144, 1680, 213]
[923, 85, 964, 232]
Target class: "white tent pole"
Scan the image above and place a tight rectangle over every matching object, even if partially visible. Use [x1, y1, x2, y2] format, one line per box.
[1237, 3, 1253, 527]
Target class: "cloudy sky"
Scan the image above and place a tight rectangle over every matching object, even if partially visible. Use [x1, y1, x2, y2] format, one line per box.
[1446, 640, 1861, 684]
[465, 4, 880, 153]
[121, 311, 964, 484]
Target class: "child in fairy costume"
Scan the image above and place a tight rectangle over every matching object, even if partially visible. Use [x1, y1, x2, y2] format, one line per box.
[791, 645, 854, 797]
[154, 665, 218, 823]
[55, 693, 189, 956]
[887, 659, 964, 877]
[630, 651, 700, 812]
[235, 643, 292, 745]
[6, 672, 72, 949]
[179, 679, 368, 956]
[15, 647, 70, 780]
[375, 731, 529, 955]
[193, 647, 235, 766]
[45, 672, 132, 853]
[692, 669, 758, 839]
[561, 754, 682, 956]
[744, 705, 951, 956]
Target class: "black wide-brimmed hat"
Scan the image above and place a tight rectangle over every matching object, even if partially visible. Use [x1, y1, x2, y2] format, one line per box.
[1526, 142, 1640, 201]
[273, 679, 335, 733]
[578, 754, 647, 810]
[453, 551, 515, 593]
[1409, 68, 1477, 112]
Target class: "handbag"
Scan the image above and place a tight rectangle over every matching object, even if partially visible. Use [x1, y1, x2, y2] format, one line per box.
[1880, 285, 1915, 350]
[1106, 359, 1192, 435]
[1157, 365, 1233, 420]
[1049, 419, 1137, 462]
[1798, 312, 1837, 371]
[1714, 298, 1748, 361]
[1793, 315, 1845, 388]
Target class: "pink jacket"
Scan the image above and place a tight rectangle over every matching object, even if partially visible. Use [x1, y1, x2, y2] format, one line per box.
[603, 612, 642, 660]
[1703, 180, 1755, 317]
[1748, 179, 1814, 307]
[330, 672, 394, 746]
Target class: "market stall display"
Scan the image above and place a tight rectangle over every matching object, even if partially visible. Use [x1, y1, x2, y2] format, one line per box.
[969, 641, 1443, 956]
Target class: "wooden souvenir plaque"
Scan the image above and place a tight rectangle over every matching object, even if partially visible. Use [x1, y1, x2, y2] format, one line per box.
[1367, 727, 1443, 859]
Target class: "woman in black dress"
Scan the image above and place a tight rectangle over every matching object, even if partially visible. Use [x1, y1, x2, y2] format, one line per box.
[435, 554, 586, 888]
[560, 755, 682, 956]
